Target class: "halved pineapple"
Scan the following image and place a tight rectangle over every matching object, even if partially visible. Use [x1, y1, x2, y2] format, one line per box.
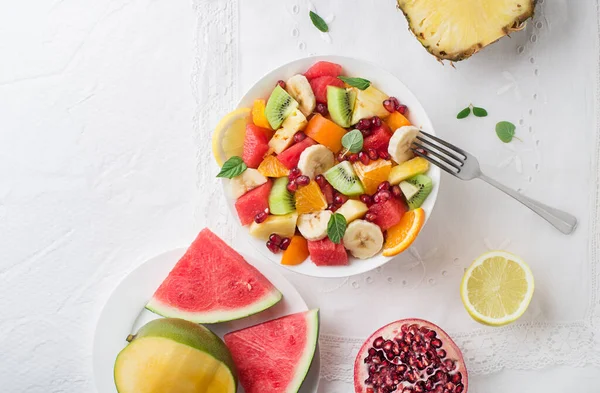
[397, 0, 535, 61]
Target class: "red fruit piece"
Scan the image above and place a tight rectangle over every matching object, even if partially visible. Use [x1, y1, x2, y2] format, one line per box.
[234, 180, 273, 226]
[308, 238, 348, 266]
[363, 122, 393, 154]
[276, 137, 317, 169]
[304, 61, 343, 80]
[242, 124, 270, 168]
[367, 197, 407, 230]
[309, 76, 345, 103]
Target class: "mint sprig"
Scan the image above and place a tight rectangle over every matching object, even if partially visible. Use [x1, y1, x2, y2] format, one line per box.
[309, 11, 328, 32]
[338, 76, 371, 90]
[495, 121, 518, 143]
[216, 156, 247, 178]
[327, 213, 347, 244]
[341, 129, 363, 153]
[457, 104, 488, 119]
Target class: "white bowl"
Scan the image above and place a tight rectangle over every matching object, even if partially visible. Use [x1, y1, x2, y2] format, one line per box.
[227, 55, 440, 278]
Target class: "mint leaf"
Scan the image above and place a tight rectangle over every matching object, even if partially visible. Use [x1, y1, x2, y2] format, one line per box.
[309, 11, 328, 32]
[473, 107, 488, 117]
[496, 121, 516, 143]
[341, 129, 363, 153]
[338, 76, 371, 90]
[457, 107, 471, 119]
[216, 156, 247, 178]
[327, 213, 347, 244]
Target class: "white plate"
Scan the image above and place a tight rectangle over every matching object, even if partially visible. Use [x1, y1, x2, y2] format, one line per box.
[93, 248, 320, 393]
[225, 55, 440, 278]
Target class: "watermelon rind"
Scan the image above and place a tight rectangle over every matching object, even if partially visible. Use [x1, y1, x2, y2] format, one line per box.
[145, 290, 283, 324]
[286, 308, 320, 393]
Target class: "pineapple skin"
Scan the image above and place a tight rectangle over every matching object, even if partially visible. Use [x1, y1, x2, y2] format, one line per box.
[397, 0, 537, 62]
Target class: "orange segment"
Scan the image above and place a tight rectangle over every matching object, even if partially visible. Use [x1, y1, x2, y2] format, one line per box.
[257, 155, 290, 178]
[353, 159, 392, 195]
[294, 181, 327, 215]
[304, 113, 347, 153]
[385, 111, 411, 131]
[382, 208, 425, 257]
[252, 99, 273, 130]
[281, 235, 309, 265]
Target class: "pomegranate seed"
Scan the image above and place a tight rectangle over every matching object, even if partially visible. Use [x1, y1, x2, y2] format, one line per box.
[373, 190, 391, 203]
[396, 364, 407, 373]
[315, 102, 328, 116]
[383, 99, 396, 113]
[391, 185, 402, 198]
[415, 147, 428, 156]
[373, 337, 384, 348]
[328, 203, 339, 212]
[405, 371, 417, 383]
[360, 194, 373, 205]
[383, 340, 393, 352]
[286, 181, 298, 192]
[445, 382, 455, 391]
[431, 339, 443, 348]
[402, 388, 414, 393]
[425, 379, 434, 390]
[279, 237, 291, 250]
[401, 324, 408, 333]
[425, 330, 437, 340]
[444, 359, 456, 371]
[414, 381, 426, 393]
[293, 132, 307, 143]
[289, 167, 301, 179]
[368, 348, 377, 356]
[455, 383, 464, 393]
[336, 152, 347, 162]
[451, 372, 462, 384]
[347, 153, 358, 162]
[334, 194, 347, 205]
[367, 148, 379, 161]
[365, 212, 377, 222]
[377, 181, 391, 191]
[398, 104, 408, 115]
[296, 175, 310, 186]
[254, 211, 268, 224]
[437, 349, 447, 358]
[359, 151, 370, 165]
[371, 116, 382, 127]
[378, 150, 390, 160]
[426, 367, 434, 376]
[266, 240, 280, 253]
[357, 118, 372, 130]
[277, 80, 286, 89]
[269, 234, 282, 246]
[315, 174, 326, 187]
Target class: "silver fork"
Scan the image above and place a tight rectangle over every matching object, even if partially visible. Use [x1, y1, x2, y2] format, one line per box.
[411, 131, 578, 235]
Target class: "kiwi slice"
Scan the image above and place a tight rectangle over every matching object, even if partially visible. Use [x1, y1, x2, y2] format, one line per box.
[327, 86, 356, 128]
[269, 177, 296, 215]
[402, 174, 432, 210]
[324, 161, 365, 196]
[265, 85, 299, 129]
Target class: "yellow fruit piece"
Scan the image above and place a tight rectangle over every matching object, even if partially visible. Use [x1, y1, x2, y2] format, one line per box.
[461, 250, 534, 326]
[353, 159, 392, 195]
[257, 155, 290, 178]
[252, 99, 272, 130]
[249, 212, 298, 240]
[382, 208, 425, 257]
[388, 157, 430, 185]
[385, 111, 411, 131]
[336, 199, 368, 223]
[294, 181, 327, 215]
[212, 107, 251, 166]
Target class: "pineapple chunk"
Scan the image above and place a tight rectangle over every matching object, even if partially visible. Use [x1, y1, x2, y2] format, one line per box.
[249, 212, 298, 240]
[268, 110, 307, 154]
[397, 0, 535, 61]
[350, 86, 390, 125]
[336, 200, 369, 223]
[388, 157, 429, 185]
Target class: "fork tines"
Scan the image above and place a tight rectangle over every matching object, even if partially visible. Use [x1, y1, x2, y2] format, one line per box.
[410, 131, 467, 176]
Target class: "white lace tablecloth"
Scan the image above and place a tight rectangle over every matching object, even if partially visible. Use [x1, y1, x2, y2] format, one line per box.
[0, 0, 599, 392]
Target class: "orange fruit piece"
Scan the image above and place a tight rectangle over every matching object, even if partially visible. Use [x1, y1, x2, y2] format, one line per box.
[353, 159, 392, 195]
[385, 111, 411, 131]
[304, 113, 347, 153]
[294, 181, 327, 215]
[257, 155, 290, 178]
[382, 208, 425, 257]
[281, 235, 309, 265]
[252, 99, 272, 130]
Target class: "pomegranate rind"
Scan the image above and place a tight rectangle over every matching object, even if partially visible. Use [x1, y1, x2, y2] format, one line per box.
[354, 318, 468, 393]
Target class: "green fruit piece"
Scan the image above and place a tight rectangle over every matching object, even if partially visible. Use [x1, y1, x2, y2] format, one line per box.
[269, 177, 296, 215]
[399, 181, 419, 201]
[114, 318, 237, 393]
[403, 174, 432, 209]
[265, 85, 299, 129]
[324, 161, 365, 196]
[327, 86, 356, 128]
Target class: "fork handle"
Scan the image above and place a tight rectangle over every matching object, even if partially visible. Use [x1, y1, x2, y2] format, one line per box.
[478, 173, 578, 235]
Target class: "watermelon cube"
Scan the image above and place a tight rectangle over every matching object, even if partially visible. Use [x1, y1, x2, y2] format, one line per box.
[308, 238, 348, 266]
[243, 124, 270, 168]
[363, 123, 393, 153]
[276, 137, 317, 169]
[367, 197, 407, 231]
[304, 61, 343, 80]
[309, 76, 345, 104]
[235, 179, 272, 225]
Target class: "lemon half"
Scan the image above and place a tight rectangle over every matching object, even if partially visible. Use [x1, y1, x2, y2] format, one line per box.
[211, 107, 251, 166]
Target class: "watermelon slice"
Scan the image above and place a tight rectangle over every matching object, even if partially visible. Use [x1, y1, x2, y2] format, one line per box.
[309, 76, 345, 104]
[308, 238, 349, 266]
[363, 123, 393, 153]
[235, 179, 273, 225]
[368, 197, 407, 230]
[304, 61, 343, 80]
[224, 309, 319, 393]
[146, 228, 282, 323]
[276, 137, 317, 169]
[243, 124, 270, 168]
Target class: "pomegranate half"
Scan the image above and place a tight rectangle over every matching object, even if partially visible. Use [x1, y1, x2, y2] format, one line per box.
[354, 318, 468, 393]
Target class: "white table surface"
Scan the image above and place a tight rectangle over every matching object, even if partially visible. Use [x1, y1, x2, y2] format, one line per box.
[1, 0, 599, 392]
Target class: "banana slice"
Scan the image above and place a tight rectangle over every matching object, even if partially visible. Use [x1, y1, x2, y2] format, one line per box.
[228, 168, 268, 199]
[343, 219, 384, 259]
[388, 125, 420, 164]
[297, 210, 332, 241]
[268, 110, 307, 154]
[286, 74, 316, 117]
[297, 145, 335, 179]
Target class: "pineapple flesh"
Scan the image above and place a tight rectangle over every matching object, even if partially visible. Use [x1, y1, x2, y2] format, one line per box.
[397, 0, 535, 61]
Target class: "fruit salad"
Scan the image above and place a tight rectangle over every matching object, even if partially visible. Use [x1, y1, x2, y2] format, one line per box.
[215, 60, 434, 267]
